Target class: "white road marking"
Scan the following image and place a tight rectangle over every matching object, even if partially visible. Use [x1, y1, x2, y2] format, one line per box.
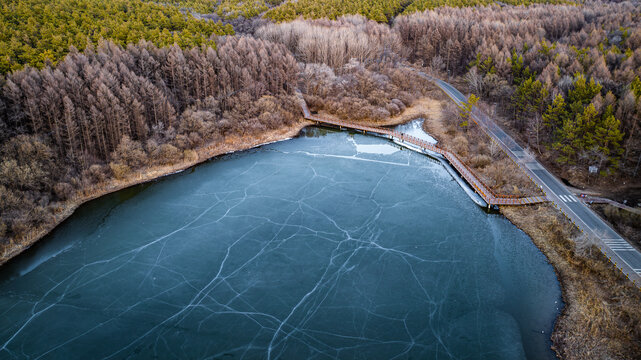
[420, 72, 641, 286]
[604, 239, 636, 251]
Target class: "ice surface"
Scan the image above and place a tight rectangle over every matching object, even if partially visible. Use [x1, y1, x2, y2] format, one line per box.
[0, 130, 560, 359]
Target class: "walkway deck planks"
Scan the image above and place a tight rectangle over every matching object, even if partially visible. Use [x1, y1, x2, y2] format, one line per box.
[294, 90, 547, 207]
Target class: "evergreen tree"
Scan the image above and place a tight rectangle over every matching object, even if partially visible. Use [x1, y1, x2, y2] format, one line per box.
[576, 103, 599, 151]
[554, 110, 581, 164]
[594, 106, 624, 167]
[509, 52, 533, 85]
[0, 0, 234, 74]
[631, 76, 641, 99]
[458, 93, 479, 129]
[567, 73, 602, 108]
[512, 77, 548, 130]
[543, 94, 568, 139]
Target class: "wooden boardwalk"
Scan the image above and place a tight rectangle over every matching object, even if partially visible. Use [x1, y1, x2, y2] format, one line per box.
[295, 90, 547, 207]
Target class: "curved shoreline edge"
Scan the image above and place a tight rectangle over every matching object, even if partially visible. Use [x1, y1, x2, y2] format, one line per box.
[0, 114, 578, 357]
[3, 102, 638, 358]
[0, 106, 441, 267]
[0, 121, 312, 267]
[0, 115, 550, 275]
[390, 137, 488, 207]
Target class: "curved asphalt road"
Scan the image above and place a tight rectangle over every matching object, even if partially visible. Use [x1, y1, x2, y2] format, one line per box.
[418, 71, 641, 287]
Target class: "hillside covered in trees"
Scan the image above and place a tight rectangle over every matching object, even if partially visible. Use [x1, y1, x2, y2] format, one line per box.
[0, 0, 234, 73]
[0, 0, 577, 76]
[264, 0, 566, 23]
[0, 36, 299, 244]
[1, 1, 641, 358]
[395, 3, 641, 179]
[1, 0, 640, 267]
[257, 16, 428, 120]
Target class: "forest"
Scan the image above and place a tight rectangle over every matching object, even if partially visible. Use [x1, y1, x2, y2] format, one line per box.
[0, 36, 299, 242]
[0, 0, 575, 76]
[1, 0, 640, 264]
[1, 1, 641, 358]
[395, 3, 641, 178]
[257, 16, 427, 121]
[0, 0, 234, 73]
[264, 0, 565, 23]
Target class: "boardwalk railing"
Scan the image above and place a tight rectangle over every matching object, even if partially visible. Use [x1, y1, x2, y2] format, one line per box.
[295, 90, 547, 207]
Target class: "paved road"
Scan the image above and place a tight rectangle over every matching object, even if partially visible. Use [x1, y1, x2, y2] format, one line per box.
[420, 72, 641, 287]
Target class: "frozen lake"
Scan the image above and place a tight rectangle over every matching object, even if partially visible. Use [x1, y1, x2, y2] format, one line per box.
[0, 128, 561, 359]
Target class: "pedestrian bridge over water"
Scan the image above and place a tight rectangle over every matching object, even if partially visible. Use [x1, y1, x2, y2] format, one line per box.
[294, 90, 548, 207]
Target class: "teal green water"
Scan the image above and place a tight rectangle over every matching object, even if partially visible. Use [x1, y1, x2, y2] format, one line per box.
[0, 128, 561, 359]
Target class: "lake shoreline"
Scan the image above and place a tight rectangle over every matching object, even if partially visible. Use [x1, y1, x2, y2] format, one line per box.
[6, 102, 633, 359]
[0, 121, 312, 267]
[0, 123, 561, 359]
[1, 97, 437, 267]
[415, 101, 641, 359]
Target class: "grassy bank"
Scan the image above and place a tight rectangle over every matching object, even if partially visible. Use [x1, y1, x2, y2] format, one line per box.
[502, 205, 641, 359]
[316, 97, 444, 127]
[420, 97, 542, 197]
[415, 94, 641, 359]
[591, 204, 641, 251]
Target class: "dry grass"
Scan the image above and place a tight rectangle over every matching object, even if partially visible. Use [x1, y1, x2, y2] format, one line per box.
[419, 95, 641, 359]
[469, 154, 492, 168]
[502, 205, 641, 360]
[421, 100, 542, 197]
[382, 97, 443, 126]
[321, 97, 443, 126]
[592, 204, 641, 250]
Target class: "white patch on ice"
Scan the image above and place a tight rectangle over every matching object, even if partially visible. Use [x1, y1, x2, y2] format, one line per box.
[348, 138, 400, 155]
[394, 119, 438, 144]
